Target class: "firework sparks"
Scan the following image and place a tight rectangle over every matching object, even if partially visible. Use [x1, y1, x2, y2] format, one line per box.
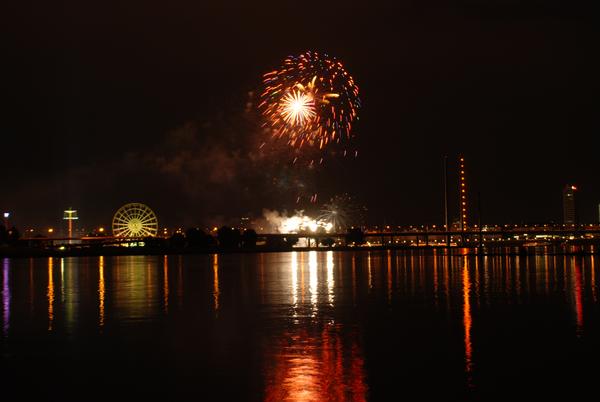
[263, 209, 333, 234]
[318, 194, 366, 232]
[260, 51, 360, 153]
[280, 214, 333, 234]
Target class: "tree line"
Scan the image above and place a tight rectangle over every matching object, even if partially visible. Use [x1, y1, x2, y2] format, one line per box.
[0, 225, 20, 246]
[0, 224, 366, 251]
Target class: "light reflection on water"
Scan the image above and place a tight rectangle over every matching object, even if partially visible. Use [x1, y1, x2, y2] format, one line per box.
[462, 257, 473, 386]
[47, 257, 54, 331]
[213, 254, 220, 314]
[309, 251, 318, 313]
[0, 251, 599, 400]
[99, 255, 105, 329]
[592, 256, 597, 302]
[2, 258, 9, 337]
[264, 250, 366, 401]
[162, 255, 168, 314]
[110, 256, 162, 323]
[263, 324, 366, 402]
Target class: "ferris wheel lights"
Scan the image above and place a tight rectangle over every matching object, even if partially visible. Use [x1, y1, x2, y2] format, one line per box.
[112, 203, 158, 238]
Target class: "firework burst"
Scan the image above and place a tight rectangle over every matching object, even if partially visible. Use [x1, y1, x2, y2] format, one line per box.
[260, 51, 360, 153]
[318, 194, 366, 232]
[279, 90, 316, 126]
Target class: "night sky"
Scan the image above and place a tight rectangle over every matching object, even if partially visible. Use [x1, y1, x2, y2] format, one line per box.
[3, 1, 598, 231]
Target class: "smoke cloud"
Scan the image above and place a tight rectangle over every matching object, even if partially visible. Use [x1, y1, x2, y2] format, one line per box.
[6, 106, 326, 231]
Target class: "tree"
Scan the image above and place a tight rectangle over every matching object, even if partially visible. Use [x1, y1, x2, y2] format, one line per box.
[7, 226, 20, 245]
[345, 227, 365, 245]
[0, 224, 7, 245]
[320, 237, 335, 247]
[241, 229, 257, 248]
[217, 226, 241, 249]
[186, 228, 213, 248]
[285, 237, 299, 247]
[169, 232, 186, 248]
[265, 235, 296, 250]
[205, 234, 217, 247]
[144, 236, 166, 249]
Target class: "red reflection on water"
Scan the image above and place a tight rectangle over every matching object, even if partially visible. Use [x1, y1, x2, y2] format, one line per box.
[213, 254, 220, 313]
[387, 250, 392, 304]
[264, 325, 367, 402]
[367, 252, 372, 291]
[462, 257, 473, 385]
[351, 255, 357, 305]
[2, 258, 10, 337]
[433, 253, 439, 307]
[591, 257, 597, 303]
[573, 259, 584, 337]
[443, 255, 450, 311]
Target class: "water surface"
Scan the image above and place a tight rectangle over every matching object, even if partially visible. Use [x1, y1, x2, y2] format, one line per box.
[1, 251, 599, 400]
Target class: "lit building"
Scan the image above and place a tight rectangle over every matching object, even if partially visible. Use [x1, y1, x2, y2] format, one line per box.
[459, 156, 468, 231]
[562, 185, 577, 224]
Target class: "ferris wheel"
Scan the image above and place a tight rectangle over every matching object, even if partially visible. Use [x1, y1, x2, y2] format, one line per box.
[112, 203, 159, 238]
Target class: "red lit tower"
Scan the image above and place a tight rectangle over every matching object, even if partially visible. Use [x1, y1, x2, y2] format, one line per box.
[459, 157, 468, 231]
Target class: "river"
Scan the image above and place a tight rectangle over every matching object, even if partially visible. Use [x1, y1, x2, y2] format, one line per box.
[1, 251, 599, 401]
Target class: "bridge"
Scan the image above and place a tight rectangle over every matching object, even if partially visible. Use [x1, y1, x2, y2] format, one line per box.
[15, 225, 600, 255]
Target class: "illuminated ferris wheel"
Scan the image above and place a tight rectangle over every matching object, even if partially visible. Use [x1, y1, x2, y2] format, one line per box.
[112, 203, 158, 238]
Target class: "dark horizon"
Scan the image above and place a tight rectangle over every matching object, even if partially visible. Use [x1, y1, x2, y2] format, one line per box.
[3, 1, 598, 230]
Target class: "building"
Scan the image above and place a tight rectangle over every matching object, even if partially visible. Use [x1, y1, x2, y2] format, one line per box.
[562, 185, 577, 224]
